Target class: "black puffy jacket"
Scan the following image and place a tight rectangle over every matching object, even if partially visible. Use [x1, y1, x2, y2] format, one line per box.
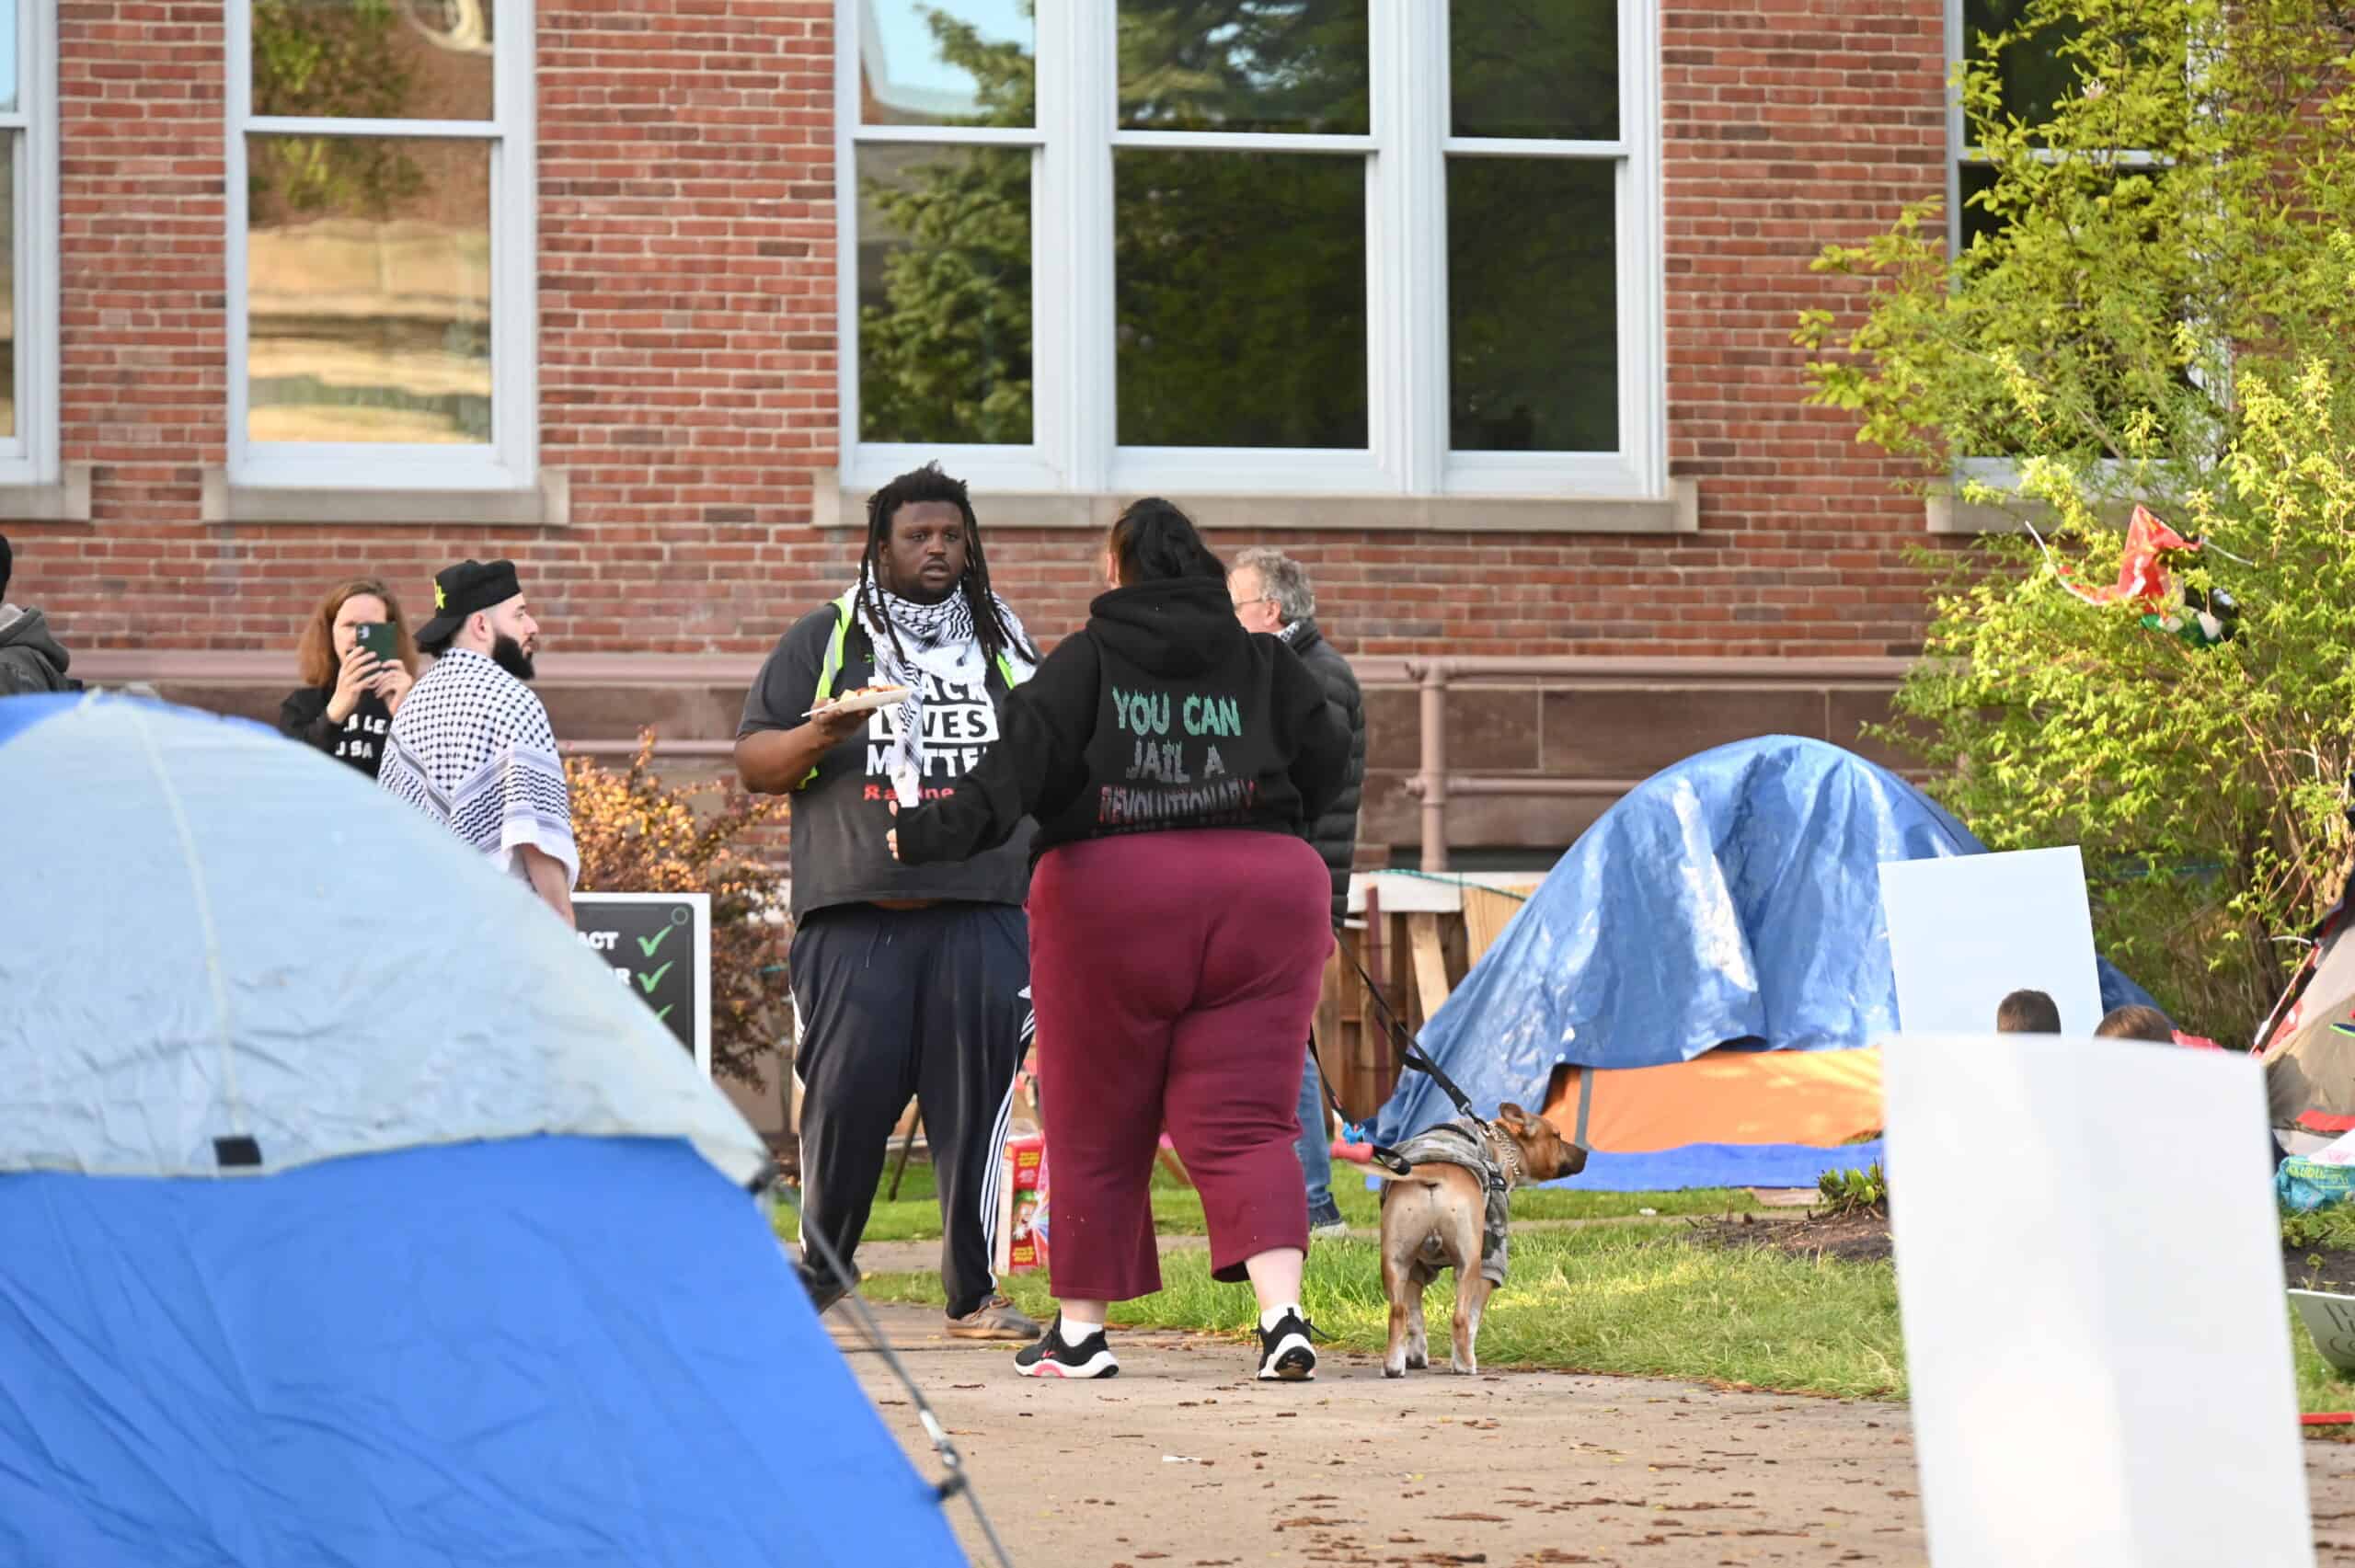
[1287, 619, 1365, 920]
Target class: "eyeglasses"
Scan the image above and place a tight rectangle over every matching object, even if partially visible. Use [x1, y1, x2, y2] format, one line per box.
[1232, 595, 1275, 611]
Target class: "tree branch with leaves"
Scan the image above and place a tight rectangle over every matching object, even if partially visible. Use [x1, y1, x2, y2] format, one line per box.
[1798, 0, 2355, 1039]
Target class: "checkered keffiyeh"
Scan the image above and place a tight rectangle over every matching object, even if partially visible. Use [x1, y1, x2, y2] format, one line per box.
[378, 647, 578, 887]
[854, 571, 1030, 787]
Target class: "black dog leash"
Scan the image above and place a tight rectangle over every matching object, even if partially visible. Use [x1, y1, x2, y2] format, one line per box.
[1329, 928, 1596, 1188]
[1336, 935, 1488, 1127]
[1306, 929, 1491, 1179]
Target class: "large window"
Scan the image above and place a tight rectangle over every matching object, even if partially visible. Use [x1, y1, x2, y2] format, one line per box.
[226, 0, 534, 490]
[840, 0, 1662, 498]
[1947, 0, 2083, 260]
[0, 0, 57, 489]
[1939, 0, 2177, 532]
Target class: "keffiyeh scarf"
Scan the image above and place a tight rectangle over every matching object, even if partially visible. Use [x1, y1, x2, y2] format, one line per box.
[378, 647, 578, 887]
[855, 572, 1031, 791]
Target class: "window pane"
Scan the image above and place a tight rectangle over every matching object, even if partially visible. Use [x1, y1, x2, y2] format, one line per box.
[1963, 0, 2078, 132]
[857, 144, 1032, 445]
[1451, 0, 1615, 142]
[860, 0, 1034, 128]
[1958, 160, 2003, 252]
[0, 150, 13, 440]
[1115, 150, 1365, 448]
[1449, 157, 1616, 452]
[0, 0, 17, 115]
[1118, 1, 1369, 135]
[251, 0, 495, 122]
[246, 136, 491, 445]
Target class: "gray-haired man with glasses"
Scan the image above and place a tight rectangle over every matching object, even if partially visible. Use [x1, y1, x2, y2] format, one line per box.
[1230, 547, 1366, 1237]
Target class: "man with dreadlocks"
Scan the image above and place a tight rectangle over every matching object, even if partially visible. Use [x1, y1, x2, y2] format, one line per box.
[736, 463, 1042, 1341]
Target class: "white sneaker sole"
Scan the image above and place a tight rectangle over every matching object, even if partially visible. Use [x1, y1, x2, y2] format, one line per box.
[1258, 1333, 1316, 1381]
[1017, 1349, 1120, 1379]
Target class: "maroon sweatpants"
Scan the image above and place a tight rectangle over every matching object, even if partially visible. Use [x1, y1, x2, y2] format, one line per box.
[1028, 829, 1335, 1301]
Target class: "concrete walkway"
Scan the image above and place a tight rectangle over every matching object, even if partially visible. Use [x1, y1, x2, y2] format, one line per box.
[828, 1302, 2355, 1567]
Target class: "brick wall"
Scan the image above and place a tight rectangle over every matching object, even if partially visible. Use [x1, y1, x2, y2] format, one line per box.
[14, 1, 1958, 668]
[1655, 0, 1956, 660]
[56, 0, 228, 646]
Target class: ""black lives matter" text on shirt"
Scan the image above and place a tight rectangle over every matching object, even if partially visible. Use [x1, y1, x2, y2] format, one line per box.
[739, 602, 1036, 919]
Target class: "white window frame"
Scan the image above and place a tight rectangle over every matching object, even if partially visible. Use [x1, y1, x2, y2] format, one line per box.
[0, 0, 60, 488]
[224, 0, 537, 493]
[838, 0, 1663, 502]
[1939, 0, 2177, 526]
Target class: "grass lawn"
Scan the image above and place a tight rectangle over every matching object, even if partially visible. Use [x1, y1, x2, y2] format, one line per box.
[775, 1157, 1760, 1247]
[847, 1203, 2355, 1414]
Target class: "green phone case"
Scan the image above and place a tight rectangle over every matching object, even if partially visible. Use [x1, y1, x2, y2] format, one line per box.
[355, 623, 398, 661]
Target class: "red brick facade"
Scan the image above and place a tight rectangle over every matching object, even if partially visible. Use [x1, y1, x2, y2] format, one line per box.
[14, 0, 1961, 665]
[1658, 0, 1950, 660]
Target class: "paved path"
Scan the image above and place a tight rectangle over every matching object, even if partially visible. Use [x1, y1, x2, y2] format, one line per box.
[830, 1303, 2355, 1567]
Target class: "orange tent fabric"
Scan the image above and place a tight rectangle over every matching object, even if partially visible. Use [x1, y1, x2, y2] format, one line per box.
[1542, 1047, 1883, 1153]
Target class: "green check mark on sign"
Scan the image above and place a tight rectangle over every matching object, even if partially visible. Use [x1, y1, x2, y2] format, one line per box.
[638, 927, 673, 958]
[655, 1004, 675, 1022]
[638, 960, 674, 994]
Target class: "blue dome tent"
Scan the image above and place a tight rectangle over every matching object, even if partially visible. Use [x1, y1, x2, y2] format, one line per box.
[0, 693, 964, 1566]
[1370, 736, 2157, 1189]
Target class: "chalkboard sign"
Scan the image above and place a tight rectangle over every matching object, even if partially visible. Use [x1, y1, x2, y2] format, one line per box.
[574, 893, 711, 1074]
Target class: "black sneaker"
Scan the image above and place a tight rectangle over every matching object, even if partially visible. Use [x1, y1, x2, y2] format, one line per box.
[798, 1257, 859, 1316]
[1257, 1310, 1317, 1381]
[1014, 1315, 1120, 1379]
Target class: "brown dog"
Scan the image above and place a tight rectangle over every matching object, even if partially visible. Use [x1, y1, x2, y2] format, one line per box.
[1375, 1104, 1586, 1378]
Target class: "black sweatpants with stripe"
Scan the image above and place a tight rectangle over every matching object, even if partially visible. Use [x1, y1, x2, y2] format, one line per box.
[790, 901, 1032, 1319]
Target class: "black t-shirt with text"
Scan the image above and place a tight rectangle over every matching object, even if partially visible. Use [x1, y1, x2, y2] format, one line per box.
[739, 602, 1035, 918]
[279, 686, 396, 781]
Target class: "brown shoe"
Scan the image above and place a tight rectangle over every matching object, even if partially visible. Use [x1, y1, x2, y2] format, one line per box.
[946, 1294, 1040, 1341]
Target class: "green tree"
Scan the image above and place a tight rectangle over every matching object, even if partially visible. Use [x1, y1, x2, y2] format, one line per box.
[1797, 0, 2355, 1039]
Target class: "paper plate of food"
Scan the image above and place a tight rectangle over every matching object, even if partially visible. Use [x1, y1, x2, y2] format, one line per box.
[806, 682, 912, 719]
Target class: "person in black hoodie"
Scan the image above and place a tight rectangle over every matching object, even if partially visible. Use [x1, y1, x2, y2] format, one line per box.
[278, 577, 419, 779]
[0, 532, 77, 695]
[893, 498, 1350, 1384]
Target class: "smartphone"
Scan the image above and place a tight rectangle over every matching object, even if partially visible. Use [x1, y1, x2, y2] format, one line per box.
[353, 622, 399, 663]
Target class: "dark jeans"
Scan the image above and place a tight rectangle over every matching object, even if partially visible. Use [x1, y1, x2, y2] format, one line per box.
[1295, 1047, 1336, 1216]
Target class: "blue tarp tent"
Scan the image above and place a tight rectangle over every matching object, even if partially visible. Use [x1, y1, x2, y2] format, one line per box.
[1370, 735, 2155, 1189]
[0, 693, 964, 1566]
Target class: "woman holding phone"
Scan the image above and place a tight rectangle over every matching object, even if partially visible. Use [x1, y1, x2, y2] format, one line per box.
[280, 577, 419, 780]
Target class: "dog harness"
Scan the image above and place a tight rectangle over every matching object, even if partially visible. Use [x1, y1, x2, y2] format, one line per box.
[1390, 1117, 1513, 1286]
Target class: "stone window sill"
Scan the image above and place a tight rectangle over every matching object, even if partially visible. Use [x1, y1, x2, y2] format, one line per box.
[1925, 490, 2144, 536]
[0, 464, 94, 523]
[814, 473, 1699, 535]
[201, 469, 570, 527]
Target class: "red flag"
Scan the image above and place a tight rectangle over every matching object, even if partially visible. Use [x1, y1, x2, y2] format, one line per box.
[2055, 504, 2200, 606]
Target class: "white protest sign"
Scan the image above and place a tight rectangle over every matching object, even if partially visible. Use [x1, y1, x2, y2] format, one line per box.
[2291, 1290, 2355, 1375]
[1884, 1033, 2310, 1567]
[1879, 846, 2102, 1036]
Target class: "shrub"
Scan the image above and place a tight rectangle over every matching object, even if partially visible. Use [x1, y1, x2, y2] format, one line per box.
[1797, 0, 2355, 1042]
[567, 732, 790, 1087]
[1818, 1163, 1889, 1219]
